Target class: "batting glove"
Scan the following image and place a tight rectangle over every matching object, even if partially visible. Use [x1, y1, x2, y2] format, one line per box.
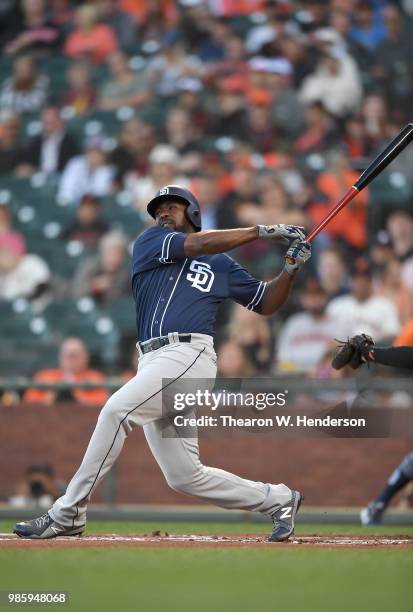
[284, 240, 311, 276]
[257, 224, 306, 245]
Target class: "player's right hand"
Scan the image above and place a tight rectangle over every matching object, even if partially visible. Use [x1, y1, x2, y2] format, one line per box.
[284, 240, 311, 275]
[257, 224, 306, 245]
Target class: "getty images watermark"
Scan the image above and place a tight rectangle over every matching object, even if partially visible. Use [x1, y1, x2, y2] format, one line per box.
[172, 388, 366, 429]
[158, 377, 413, 438]
[173, 389, 288, 411]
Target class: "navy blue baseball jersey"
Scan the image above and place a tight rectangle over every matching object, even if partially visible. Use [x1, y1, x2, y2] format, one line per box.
[131, 226, 267, 341]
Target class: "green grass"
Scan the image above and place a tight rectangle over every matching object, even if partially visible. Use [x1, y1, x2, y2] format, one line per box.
[1, 521, 412, 612]
[1, 520, 413, 536]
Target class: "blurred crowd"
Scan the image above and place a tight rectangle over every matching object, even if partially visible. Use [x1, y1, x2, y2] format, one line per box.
[1, 0, 413, 399]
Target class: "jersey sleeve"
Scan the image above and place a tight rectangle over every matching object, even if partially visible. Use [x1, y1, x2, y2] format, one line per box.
[227, 258, 267, 312]
[132, 226, 187, 273]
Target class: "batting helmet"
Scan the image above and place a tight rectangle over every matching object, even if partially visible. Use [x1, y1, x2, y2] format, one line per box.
[147, 185, 202, 232]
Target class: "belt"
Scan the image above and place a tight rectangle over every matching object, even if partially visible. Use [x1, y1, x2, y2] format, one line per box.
[138, 334, 192, 355]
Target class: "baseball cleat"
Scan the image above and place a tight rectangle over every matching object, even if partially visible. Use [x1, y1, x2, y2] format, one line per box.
[14, 512, 84, 539]
[360, 501, 385, 526]
[268, 490, 302, 542]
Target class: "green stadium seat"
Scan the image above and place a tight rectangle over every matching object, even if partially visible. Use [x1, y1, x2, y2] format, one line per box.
[368, 170, 413, 234]
[105, 298, 136, 335]
[58, 312, 120, 368]
[102, 192, 145, 238]
[66, 110, 122, 141]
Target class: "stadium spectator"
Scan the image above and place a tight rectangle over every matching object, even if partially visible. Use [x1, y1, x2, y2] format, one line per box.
[208, 75, 248, 140]
[261, 58, 306, 140]
[317, 246, 349, 300]
[371, 4, 413, 116]
[3, 0, 61, 56]
[0, 2, 20, 51]
[0, 243, 50, 302]
[165, 107, 201, 155]
[394, 316, 413, 347]
[349, 1, 386, 53]
[217, 339, 257, 378]
[62, 62, 96, 116]
[16, 104, 79, 176]
[210, 32, 248, 81]
[376, 257, 413, 325]
[195, 15, 230, 63]
[327, 263, 401, 341]
[245, 94, 277, 154]
[245, 4, 284, 54]
[95, 0, 137, 52]
[361, 94, 389, 153]
[328, 8, 371, 72]
[147, 30, 204, 97]
[125, 0, 177, 41]
[277, 34, 316, 89]
[71, 231, 130, 306]
[63, 3, 118, 64]
[299, 45, 362, 119]
[164, 107, 203, 174]
[386, 209, 413, 292]
[50, 0, 74, 30]
[98, 51, 151, 111]
[228, 304, 273, 374]
[62, 194, 108, 248]
[0, 205, 26, 258]
[215, 163, 258, 229]
[110, 117, 156, 187]
[58, 136, 114, 204]
[9, 464, 66, 509]
[257, 174, 306, 228]
[0, 55, 48, 115]
[192, 174, 219, 230]
[127, 144, 190, 213]
[310, 151, 368, 251]
[24, 337, 108, 406]
[294, 102, 339, 154]
[0, 111, 22, 174]
[175, 77, 208, 132]
[276, 277, 349, 374]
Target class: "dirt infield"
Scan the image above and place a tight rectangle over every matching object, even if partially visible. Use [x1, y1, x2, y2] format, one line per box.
[1, 533, 412, 549]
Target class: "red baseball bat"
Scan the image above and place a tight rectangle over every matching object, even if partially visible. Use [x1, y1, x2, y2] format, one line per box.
[306, 122, 413, 242]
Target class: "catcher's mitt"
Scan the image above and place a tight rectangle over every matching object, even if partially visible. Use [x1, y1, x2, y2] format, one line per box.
[331, 334, 375, 370]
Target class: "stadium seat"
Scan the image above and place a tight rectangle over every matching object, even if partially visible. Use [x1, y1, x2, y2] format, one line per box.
[106, 298, 136, 335]
[368, 170, 413, 235]
[102, 193, 145, 238]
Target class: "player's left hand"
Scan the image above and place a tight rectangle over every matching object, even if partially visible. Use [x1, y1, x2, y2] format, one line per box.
[284, 240, 311, 275]
[257, 224, 306, 245]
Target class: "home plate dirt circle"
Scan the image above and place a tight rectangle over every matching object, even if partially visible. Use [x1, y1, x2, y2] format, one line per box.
[1, 533, 412, 549]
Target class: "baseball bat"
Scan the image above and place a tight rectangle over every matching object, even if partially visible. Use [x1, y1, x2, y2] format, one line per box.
[306, 122, 413, 242]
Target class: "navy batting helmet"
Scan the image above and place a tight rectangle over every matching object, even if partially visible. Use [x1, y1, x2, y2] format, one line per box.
[147, 185, 202, 232]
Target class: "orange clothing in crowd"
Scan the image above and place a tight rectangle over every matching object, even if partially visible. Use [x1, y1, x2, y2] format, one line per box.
[209, 0, 266, 16]
[24, 369, 108, 406]
[120, 0, 177, 23]
[394, 318, 413, 347]
[64, 25, 118, 64]
[309, 170, 368, 250]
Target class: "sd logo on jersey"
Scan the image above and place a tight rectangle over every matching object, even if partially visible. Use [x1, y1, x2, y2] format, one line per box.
[186, 260, 214, 292]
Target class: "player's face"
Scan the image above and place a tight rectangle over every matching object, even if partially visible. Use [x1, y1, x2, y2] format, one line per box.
[154, 201, 192, 232]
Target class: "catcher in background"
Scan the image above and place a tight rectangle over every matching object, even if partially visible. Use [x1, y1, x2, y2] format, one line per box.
[332, 334, 413, 525]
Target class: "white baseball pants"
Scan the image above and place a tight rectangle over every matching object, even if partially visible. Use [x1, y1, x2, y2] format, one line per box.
[49, 334, 292, 528]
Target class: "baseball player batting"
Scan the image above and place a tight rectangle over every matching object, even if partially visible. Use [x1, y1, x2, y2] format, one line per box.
[14, 185, 311, 542]
[332, 335, 413, 525]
